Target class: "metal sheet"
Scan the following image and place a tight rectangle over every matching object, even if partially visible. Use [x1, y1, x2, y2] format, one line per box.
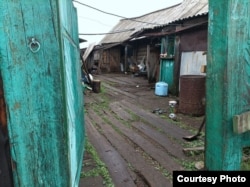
[100, 0, 208, 45]
[180, 51, 207, 77]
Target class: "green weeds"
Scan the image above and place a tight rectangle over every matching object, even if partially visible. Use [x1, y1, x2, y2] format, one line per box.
[81, 140, 114, 187]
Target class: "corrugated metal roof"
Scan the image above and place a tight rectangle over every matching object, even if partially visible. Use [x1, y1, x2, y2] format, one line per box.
[100, 0, 208, 45]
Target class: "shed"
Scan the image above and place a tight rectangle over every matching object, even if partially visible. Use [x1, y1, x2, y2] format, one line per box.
[137, 0, 208, 94]
[94, 0, 208, 85]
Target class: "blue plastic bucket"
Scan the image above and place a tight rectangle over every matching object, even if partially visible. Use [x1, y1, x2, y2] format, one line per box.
[155, 82, 168, 96]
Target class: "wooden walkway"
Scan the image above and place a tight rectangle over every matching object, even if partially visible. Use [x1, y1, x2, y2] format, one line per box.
[80, 73, 205, 187]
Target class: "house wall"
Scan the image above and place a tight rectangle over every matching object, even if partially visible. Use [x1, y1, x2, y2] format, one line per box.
[179, 27, 208, 52]
[132, 39, 160, 82]
[170, 24, 208, 95]
[148, 45, 161, 82]
[175, 26, 208, 114]
[98, 38, 160, 82]
[135, 43, 147, 63]
[178, 26, 208, 77]
[100, 47, 121, 73]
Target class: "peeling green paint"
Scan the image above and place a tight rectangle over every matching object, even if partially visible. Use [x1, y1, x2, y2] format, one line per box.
[206, 0, 250, 170]
[0, 0, 84, 186]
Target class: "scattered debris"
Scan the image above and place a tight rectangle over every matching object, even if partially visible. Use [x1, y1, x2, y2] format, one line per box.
[152, 108, 160, 113]
[152, 108, 167, 115]
[82, 82, 92, 91]
[169, 113, 177, 120]
[195, 161, 204, 170]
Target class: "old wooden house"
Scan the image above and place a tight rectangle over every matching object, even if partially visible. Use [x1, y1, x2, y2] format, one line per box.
[91, 0, 208, 88]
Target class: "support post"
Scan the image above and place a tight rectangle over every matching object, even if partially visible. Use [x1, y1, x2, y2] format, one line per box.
[206, 0, 250, 170]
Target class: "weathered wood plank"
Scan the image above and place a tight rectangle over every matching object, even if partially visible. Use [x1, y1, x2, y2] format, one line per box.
[132, 121, 190, 161]
[87, 109, 172, 187]
[102, 82, 137, 99]
[206, 0, 250, 170]
[102, 107, 184, 171]
[85, 115, 136, 187]
[120, 100, 190, 140]
[109, 101, 190, 161]
[109, 102, 134, 121]
[233, 111, 250, 134]
[0, 1, 84, 186]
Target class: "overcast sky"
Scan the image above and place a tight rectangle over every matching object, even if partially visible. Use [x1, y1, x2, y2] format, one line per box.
[73, 0, 183, 48]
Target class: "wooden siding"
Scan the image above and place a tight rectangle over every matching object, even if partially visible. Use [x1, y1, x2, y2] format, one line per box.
[133, 40, 160, 82]
[136, 45, 147, 64]
[179, 27, 208, 52]
[100, 47, 121, 73]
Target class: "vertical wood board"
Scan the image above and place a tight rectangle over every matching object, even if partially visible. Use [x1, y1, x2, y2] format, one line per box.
[0, 0, 84, 186]
[206, 0, 250, 170]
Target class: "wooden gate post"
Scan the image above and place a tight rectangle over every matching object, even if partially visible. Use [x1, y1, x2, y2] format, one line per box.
[206, 0, 250, 170]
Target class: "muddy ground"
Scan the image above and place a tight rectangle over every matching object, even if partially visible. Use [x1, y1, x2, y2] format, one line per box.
[79, 73, 205, 187]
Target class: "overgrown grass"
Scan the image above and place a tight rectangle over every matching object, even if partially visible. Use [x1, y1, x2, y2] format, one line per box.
[81, 140, 114, 187]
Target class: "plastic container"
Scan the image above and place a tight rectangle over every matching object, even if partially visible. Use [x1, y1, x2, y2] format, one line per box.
[155, 82, 168, 96]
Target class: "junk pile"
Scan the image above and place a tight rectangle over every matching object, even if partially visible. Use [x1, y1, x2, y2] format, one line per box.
[151, 100, 178, 121]
[80, 50, 100, 93]
[128, 56, 147, 76]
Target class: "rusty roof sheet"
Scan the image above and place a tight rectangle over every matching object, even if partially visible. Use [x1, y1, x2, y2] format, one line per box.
[100, 0, 208, 45]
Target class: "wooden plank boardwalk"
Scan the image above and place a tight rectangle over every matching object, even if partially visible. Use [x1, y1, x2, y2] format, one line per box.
[80, 73, 205, 187]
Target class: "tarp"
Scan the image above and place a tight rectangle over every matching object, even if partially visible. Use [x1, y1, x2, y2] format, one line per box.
[83, 42, 96, 61]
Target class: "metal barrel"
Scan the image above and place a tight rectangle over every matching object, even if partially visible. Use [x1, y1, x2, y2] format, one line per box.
[178, 75, 206, 116]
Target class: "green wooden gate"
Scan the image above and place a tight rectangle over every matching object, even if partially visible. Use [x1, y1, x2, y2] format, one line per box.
[0, 0, 84, 186]
[206, 0, 250, 170]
